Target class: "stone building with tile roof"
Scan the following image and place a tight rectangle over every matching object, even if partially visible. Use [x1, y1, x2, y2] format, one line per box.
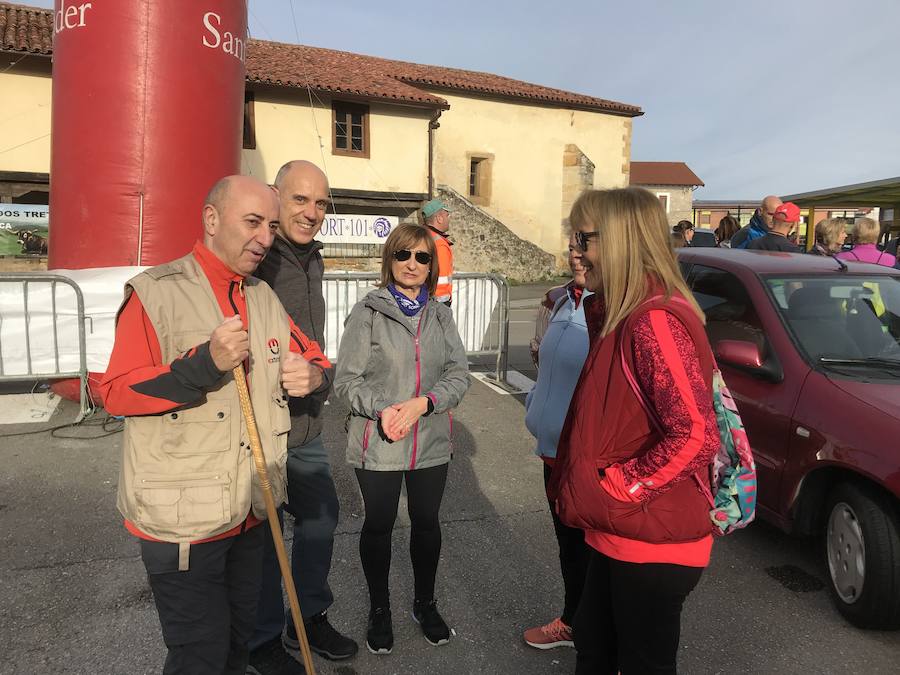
[0, 1, 641, 272]
[629, 161, 704, 228]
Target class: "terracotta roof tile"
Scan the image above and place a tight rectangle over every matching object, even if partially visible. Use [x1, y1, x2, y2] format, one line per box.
[0, 2, 642, 116]
[630, 161, 704, 187]
[246, 41, 449, 108]
[0, 2, 52, 55]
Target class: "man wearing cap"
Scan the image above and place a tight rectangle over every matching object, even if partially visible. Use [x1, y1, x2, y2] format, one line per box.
[731, 195, 783, 249]
[747, 202, 803, 252]
[422, 198, 454, 306]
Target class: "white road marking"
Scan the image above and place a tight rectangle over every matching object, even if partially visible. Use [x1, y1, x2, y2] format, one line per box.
[471, 370, 535, 395]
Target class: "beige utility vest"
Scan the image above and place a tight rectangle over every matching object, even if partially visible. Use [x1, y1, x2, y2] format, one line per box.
[116, 253, 291, 550]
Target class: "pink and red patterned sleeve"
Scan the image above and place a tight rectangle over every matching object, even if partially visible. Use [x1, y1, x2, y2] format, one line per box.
[600, 309, 719, 503]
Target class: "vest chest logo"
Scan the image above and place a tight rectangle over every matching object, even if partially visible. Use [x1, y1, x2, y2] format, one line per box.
[267, 338, 281, 363]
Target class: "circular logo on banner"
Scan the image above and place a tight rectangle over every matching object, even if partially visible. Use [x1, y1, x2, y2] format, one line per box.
[268, 338, 280, 355]
[373, 217, 392, 238]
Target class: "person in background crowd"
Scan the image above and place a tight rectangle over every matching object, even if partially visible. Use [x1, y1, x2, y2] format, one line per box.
[747, 202, 802, 253]
[670, 232, 686, 250]
[101, 176, 330, 675]
[715, 214, 740, 247]
[731, 195, 782, 249]
[837, 217, 898, 267]
[552, 187, 720, 674]
[521, 233, 592, 651]
[530, 284, 570, 367]
[809, 217, 848, 256]
[422, 198, 454, 306]
[249, 160, 358, 674]
[334, 224, 470, 655]
[672, 220, 694, 246]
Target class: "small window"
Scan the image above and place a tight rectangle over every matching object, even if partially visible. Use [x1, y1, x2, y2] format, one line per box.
[656, 192, 670, 213]
[467, 154, 492, 206]
[243, 91, 256, 150]
[688, 265, 764, 350]
[332, 102, 370, 158]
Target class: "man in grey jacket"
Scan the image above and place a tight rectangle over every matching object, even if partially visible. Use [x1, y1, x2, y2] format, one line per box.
[248, 160, 358, 672]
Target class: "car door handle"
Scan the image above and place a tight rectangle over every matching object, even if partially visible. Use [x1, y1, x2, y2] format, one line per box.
[796, 426, 810, 438]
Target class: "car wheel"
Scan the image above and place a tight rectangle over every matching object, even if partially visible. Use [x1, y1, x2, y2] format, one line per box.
[824, 482, 900, 629]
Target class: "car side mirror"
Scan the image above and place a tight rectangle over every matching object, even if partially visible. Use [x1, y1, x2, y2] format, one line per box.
[715, 339, 784, 382]
[716, 340, 763, 367]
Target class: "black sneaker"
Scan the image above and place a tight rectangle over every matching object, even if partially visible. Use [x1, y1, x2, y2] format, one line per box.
[246, 636, 305, 674]
[283, 611, 358, 661]
[366, 607, 394, 655]
[412, 599, 451, 646]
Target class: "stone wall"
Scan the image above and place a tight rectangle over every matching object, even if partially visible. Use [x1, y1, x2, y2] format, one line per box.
[436, 185, 556, 282]
[560, 144, 595, 258]
[641, 184, 694, 227]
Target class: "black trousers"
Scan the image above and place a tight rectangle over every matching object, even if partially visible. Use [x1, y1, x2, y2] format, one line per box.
[355, 463, 449, 609]
[140, 524, 265, 675]
[251, 436, 339, 649]
[543, 463, 590, 626]
[573, 549, 703, 675]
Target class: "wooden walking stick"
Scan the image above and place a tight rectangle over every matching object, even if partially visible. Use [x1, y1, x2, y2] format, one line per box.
[232, 365, 316, 675]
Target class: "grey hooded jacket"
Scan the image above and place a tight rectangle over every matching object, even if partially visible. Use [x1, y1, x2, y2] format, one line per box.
[334, 287, 470, 471]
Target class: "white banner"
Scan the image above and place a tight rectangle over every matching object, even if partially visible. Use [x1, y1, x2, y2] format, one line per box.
[316, 214, 397, 245]
[0, 204, 49, 231]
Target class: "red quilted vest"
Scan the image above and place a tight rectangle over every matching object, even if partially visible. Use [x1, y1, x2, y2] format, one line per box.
[547, 289, 714, 544]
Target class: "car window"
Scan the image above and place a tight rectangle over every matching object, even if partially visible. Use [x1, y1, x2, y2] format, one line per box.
[688, 265, 765, 350]
[765, 275, 900, 365]
[691, 231, 718, 248]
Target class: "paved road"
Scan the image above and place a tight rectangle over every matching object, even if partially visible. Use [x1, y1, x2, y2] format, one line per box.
[2, 289, 900, 673]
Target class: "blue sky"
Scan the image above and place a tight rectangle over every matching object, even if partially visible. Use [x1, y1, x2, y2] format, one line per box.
[24, 0, 900, 199]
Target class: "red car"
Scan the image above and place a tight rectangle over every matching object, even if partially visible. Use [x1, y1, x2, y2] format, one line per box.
[677, 248, 900, 629]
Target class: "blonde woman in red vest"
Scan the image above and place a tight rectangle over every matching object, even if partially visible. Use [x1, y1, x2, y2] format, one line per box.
[549, 187, 720, 674]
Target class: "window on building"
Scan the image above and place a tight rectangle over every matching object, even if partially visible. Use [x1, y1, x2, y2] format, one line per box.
[243, 91, 256, 150]
[332, 102, 370, 158]
[656, 192, 670, 213]
[467, 154, 493, 206]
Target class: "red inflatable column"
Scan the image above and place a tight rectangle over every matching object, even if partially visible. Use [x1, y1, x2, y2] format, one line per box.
[49, 0, 248, 269]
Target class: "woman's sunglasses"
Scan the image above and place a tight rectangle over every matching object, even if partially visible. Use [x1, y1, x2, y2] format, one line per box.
[574, 230, 600, 252]
[392, 249, 433, 265]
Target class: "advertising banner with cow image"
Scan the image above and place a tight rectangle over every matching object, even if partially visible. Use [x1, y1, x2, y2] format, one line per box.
[0, 205, 49, 256]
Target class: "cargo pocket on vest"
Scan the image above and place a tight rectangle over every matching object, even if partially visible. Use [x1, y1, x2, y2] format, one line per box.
[135, 473, 232, 531]
[161, 405, 231, 456]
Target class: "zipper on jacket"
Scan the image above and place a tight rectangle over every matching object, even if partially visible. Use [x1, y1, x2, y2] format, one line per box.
[410, 314, 424, 470]
[361, 419, 372, 468]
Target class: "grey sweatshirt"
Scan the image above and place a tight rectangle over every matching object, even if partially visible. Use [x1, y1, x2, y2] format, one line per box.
[254, 235, 332, 448]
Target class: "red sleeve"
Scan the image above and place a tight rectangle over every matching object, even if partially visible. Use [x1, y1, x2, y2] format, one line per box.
[286, 316, 331, 368]
[100, 293, 226, 416]
[600, 309, 719, 503]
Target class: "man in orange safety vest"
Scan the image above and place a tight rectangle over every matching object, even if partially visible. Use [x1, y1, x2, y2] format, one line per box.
[422, 198, 454, 306]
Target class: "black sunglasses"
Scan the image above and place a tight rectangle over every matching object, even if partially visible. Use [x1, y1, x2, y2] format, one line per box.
[574, 230, 600, 252]
[392, 249, 432, 265]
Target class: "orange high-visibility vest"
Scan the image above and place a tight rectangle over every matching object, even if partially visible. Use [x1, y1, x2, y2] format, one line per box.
[429, 229, 453, 302]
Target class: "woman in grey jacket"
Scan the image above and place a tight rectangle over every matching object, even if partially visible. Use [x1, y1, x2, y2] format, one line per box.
[334, 224, 470, 656]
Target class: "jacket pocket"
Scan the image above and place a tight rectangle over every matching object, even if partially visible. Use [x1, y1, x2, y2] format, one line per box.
[161, 404, 231, 455]
[134, 472, 232, 531]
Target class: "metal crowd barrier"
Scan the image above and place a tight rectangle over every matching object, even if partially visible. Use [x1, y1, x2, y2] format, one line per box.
[322, 272, 510, 382]
[0, 274, 91, 422]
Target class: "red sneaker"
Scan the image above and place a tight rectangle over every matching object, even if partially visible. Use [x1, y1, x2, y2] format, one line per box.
[523, 617, 574, 649]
